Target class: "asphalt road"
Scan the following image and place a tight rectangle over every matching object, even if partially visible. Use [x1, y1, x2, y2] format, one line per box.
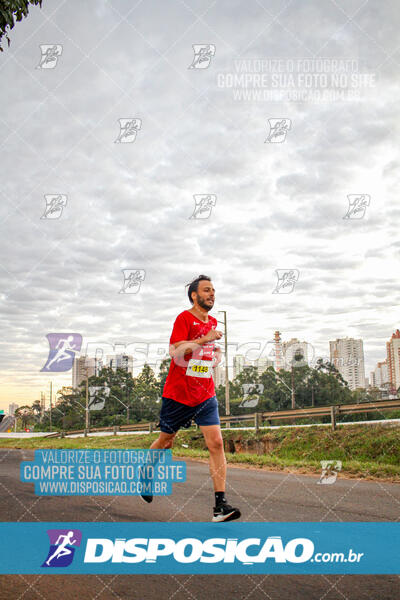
[0, 449, 399, 599]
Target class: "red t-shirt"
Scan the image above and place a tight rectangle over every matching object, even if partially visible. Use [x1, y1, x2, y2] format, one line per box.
[162, 310, 218, 406]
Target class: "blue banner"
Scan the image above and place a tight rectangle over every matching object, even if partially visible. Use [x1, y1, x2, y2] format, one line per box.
[0, 522, 398, 574]
[20, 449, 186, 496]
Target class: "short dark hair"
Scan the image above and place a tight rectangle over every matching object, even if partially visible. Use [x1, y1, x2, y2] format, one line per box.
[186, 274, 212, 304]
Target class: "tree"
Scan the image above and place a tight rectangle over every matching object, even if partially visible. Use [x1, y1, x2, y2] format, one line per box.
[132, 364, 160, 422]
[158, 357, 171, 395]
[15, 405, 34, 428]
[0, 0, 43, 51]
[316, 358, 346, 383]
[78, 366, 135, 426]
[31, 399, 41, 418]
[48, 386, 83, 430]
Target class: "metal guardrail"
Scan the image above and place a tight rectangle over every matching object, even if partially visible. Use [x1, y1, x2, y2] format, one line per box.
[221, 399, 400, 431]
[44, 422, 156, 438]
[44, 399, 400, 438]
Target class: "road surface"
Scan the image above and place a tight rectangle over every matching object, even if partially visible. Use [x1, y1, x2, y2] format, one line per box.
[0, 449, 399, 599]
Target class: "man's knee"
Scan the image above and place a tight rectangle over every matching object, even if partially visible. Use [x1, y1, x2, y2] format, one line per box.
[206, 436, 224, 453]
[162, 433, 176, 449]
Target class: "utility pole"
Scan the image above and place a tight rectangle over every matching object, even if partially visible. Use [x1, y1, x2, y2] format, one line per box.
[85, 368, 89, 429]
[40, 392, 45, 423]
[127, 386, 130, 424]
[218, 310, 230, 422]
[291, 365, 295, 409]
[81, 362, 90, 430]
[49, 381, 52, 432]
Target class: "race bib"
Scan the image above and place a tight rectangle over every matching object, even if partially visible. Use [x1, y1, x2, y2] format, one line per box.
[186, 359, 212, 378]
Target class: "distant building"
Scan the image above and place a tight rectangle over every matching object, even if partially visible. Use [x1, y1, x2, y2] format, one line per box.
[233, 355, 245, 379]
[329, 337, 366, 390]
[106, 354, 134, 374]
[255, 357, 274, 376]
[282, 338, 309, 369]
[213, 364, 226, 387]
[232, 354, 273, 379]
[95, 359, 104, 373]
[370, 360, 389, 389]
[72, 356, 97, 388]
[386, 329, 400, 393]
[8, 403, 18, 416]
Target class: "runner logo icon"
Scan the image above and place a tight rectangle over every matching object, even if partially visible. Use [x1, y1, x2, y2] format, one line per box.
[40, 333, 82, 372]
[42, 529, 82, 568]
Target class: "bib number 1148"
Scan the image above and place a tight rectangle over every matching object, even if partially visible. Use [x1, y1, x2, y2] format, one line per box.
[186, 359, 212, 378]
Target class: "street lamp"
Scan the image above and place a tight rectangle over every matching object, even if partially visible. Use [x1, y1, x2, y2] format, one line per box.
[305, 371, 316, 407]
[48, 381, 53, 432]
[71, 395, 86, 427]
[109, 393, 130, 424]
[53, 406, 66, 430]
[80, 363, 90, 429]
[121, 381, 134, 421]
[274, 371, 292, 408]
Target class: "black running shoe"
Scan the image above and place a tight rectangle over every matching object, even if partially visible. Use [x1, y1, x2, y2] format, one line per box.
[140, 494, 153, 504]
[212, 503, 241, 522]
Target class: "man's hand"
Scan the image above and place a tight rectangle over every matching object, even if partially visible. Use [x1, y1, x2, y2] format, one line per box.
[202, 329, 223, 343]
[213, 346, 222, 366]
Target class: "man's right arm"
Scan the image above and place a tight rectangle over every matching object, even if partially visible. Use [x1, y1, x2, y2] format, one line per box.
[170, 337, 206, 358]
[170, 330, 222, 359]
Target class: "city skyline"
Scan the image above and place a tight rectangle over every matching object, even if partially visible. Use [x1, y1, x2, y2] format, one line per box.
[3, 328, 397, 411]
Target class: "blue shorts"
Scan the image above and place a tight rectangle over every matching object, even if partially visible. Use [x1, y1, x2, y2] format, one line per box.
[157, 395, 220, 434]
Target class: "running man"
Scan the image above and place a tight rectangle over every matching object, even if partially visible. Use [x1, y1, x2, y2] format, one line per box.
[45, 531, 77, 565]
[141, 275, 241, 522]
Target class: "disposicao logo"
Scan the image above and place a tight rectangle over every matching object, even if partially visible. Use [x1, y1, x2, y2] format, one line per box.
[83, 536, 314, 565]
[42, 529, 82, 567]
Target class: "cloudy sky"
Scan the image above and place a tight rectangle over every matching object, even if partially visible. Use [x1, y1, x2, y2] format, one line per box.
[1, 0, 399, 409]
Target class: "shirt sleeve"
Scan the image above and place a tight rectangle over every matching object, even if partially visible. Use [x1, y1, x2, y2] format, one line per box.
[170, 313, 190, 345]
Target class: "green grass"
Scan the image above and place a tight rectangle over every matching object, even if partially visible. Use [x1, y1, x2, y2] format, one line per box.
[1, 423, 399, 481]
